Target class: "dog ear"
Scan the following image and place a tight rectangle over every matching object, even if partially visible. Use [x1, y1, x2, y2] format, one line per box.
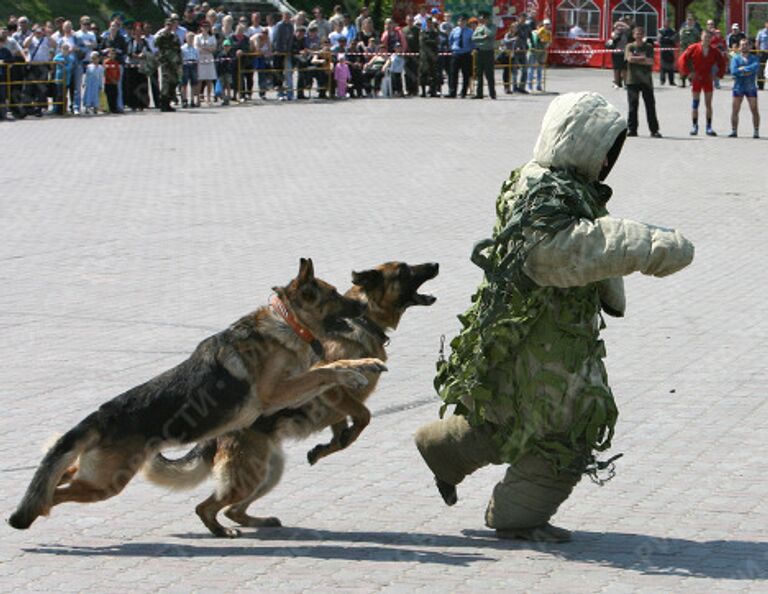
[352, 269, 382, 289]
[298, 258, 315, 282]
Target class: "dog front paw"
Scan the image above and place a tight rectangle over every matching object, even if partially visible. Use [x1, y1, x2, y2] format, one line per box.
[349, 358, 388, 375]
[307, 445, 323, 465]
[337, 368, 369, 390]
[338, 426, 354, 448]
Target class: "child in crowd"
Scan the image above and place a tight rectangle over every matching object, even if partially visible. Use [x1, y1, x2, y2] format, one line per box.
[181, 32, 199, 108]
[334, 53, 351, 98]
[52, 43, 76, 114]
[218, 39, 234, 106]
[103, 48, 121, 113]
[309, 40, 331, 99]
[384, 45, 405, 97]
[82, 51, 104, 114]
[253, 31, 272, 99]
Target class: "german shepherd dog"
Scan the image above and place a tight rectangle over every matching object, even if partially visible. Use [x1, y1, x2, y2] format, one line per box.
[144, 261, 439, 537]
[8, 259, 387, 531]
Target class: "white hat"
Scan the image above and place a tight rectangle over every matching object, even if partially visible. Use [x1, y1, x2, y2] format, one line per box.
[732, 23, 739, 28]
[543, 18, 551, 25]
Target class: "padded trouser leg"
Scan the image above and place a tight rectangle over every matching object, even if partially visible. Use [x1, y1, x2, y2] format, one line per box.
[415, 415, 501, 486]
[485, 452, 582, 530]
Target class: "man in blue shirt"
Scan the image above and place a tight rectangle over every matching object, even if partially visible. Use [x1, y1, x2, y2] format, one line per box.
[729, 38, 760, 138]
[756, 20, 768, 90]
[447, 15, 473, 98]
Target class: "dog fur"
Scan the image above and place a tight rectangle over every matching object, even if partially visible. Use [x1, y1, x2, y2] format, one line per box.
[8, 258, 386, 531]
[144, 261, 439, 537]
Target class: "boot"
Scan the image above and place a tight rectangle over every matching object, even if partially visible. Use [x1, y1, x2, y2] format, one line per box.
[415, 415, 501, 505]
[496, 523, 573, 543]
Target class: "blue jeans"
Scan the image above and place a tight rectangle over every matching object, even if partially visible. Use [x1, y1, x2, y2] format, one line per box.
[527, 52, 543, 89]
[71, 62, 84, 112]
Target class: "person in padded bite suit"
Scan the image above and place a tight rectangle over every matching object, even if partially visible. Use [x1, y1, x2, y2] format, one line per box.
[415, 91, 695, 542]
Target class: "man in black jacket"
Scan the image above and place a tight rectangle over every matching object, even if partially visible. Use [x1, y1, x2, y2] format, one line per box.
[273, 11, 295, 100]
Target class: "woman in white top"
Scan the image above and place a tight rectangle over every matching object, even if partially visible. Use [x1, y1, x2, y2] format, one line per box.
[194, 20, 218, 105]
[23, 25, 55, 115]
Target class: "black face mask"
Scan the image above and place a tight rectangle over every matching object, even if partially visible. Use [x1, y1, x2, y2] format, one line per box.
[598, 130, 627, 181]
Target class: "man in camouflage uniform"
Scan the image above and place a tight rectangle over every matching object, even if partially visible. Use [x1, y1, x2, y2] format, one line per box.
[415, 92, 695, 542]
[155, 17, 181, 112]
[678, 13, 701, 88]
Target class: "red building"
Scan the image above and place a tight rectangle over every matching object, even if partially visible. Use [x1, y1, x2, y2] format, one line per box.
[535, 0, 666, 67]
[393, 0, 768, 66]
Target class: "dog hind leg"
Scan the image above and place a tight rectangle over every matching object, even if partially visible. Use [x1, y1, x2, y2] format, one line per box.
[225, 440, 285, 528]
[52, 449, 141, 506]
[57, 465, 79, 486]
[196, 493, 242, 538]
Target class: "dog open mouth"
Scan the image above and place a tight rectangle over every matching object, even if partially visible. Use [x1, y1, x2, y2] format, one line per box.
[406, 262, 439, 307]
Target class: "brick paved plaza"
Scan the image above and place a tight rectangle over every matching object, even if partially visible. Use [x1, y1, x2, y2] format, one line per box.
[1, 67, 767, 593]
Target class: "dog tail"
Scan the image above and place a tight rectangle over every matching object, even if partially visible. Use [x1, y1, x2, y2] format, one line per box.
[143, 442, 216, 490]
[8, 414, 100, 530]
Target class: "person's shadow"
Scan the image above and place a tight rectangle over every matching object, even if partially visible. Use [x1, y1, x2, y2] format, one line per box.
[24, 526, 767, 578]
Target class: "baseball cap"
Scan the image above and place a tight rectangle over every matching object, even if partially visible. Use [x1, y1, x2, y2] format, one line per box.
[731, 23, 739, 28]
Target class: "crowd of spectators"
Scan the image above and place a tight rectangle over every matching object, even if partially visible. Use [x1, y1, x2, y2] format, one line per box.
[2, 4, 766, 122]
[0, 3, 553, 119]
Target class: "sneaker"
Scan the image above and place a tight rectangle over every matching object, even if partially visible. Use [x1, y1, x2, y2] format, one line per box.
[706, 128, 717, 136]
[754, 131, 760, 139]
[651, 131, 663, 138]
[728, 131, 737, 138]
[690, 124, 699, 136]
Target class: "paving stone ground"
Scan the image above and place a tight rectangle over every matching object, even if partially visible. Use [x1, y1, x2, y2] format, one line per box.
[1, 67, 767, 593]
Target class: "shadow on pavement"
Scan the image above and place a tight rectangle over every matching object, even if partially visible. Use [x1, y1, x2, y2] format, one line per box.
[23, 538, 491, 566]
[461, 529, 766, 579]
[24, 526, 767, 577]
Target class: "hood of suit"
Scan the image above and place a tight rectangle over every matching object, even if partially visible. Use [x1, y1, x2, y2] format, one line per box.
[533, 92, 627, 182]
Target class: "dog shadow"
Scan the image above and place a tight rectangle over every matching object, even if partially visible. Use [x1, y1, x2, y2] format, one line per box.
[25, 527, 768, 576]
[24, 531, 491, 566]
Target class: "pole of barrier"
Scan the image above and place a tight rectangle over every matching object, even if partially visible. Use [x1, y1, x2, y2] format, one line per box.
[3, 60, 8, 114]
[327, 53, 332, 98]
[236, 54, 241, 101]
[63, 72, 68, 116]
[470, 50, 476, 96]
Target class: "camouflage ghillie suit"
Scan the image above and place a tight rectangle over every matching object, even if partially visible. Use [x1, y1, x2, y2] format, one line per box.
[155, 23, 181, 111]
[415, 92, 695, 542]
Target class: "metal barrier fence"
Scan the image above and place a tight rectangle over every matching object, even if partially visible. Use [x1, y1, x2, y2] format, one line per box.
[477, 49, 550, 93]
[235, 51, 332, 99]
[0, 61, 66, 114]
[3, 47, 765, 115]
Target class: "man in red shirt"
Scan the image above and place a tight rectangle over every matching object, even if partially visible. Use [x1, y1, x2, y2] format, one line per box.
[678, 30, 726, 136]
[706, 19, 726, 89]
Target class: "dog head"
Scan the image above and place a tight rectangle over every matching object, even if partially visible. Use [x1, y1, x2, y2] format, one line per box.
[350, 261, 439, 330]
[274, 258, 365, 338]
